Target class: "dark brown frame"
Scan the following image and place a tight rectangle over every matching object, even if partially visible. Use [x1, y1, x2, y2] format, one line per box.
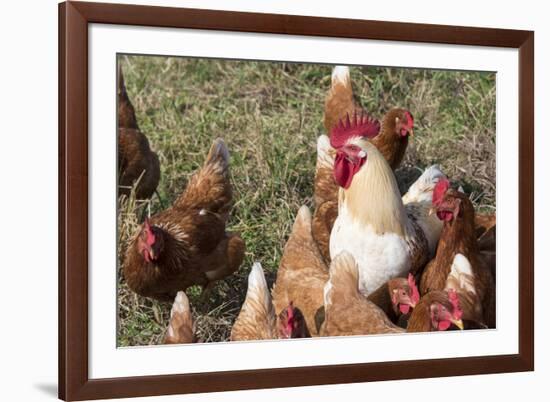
[59, 1, 534, 400]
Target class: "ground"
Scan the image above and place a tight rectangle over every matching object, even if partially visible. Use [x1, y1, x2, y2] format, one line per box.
[117, 55, 496, 346]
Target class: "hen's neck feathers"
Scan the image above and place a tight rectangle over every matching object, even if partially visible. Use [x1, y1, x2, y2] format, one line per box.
[435, 196, 478, 259]
[145, 224, 189, 272]
[341, 140, 408, 236]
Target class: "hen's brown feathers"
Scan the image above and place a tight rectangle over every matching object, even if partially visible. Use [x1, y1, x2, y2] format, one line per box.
[164, 291, 195, 344]
[173, 139, 233, 218]
[420, 191, 479, 294]
[311, 200, 338, 264]
[118, 128, 161, 200]
[123, 139, 245, 301]
[117, 67, 160, 200]
[231, 263, 278, 341]
[407, 291, 451, 332]
[420, 190, 495, 327]
[271, 206, 329, 337]
[323, 66, 358, 134]
[312, 135, 338, 263]
[321, 252, 404, 336]
[118, 65, 138, 130]
[368, 277, 407, 324]
[370, 109, 409, 170]
[474, 213, 496, 241]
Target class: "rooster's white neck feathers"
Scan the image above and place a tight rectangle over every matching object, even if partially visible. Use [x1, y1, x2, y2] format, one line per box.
[340, 140, 408, 237]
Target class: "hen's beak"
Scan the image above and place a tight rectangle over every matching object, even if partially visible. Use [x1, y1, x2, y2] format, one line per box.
[149, 248, 156, 261]
[408, 128, 414, 138]
[451, 319, 464, 330]
[428, 207, 436, 216]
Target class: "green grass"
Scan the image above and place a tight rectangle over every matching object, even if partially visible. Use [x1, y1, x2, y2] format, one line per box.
[117, 55, 496, 346]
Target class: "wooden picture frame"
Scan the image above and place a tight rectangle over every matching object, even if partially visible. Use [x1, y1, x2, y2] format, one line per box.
[59, 1, 534, 400]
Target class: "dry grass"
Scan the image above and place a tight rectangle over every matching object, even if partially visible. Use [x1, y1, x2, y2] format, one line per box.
[117, 55, 496, 346]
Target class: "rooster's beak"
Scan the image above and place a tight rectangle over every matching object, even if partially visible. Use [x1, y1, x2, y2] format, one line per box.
[428, 207, 436, 216]
[408, 128, 414, 138]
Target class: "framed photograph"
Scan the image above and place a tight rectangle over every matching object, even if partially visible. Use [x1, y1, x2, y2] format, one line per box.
[59, 1, 534, 400]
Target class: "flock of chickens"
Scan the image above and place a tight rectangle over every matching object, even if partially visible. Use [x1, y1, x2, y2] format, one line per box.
[118, 64, 496, 345]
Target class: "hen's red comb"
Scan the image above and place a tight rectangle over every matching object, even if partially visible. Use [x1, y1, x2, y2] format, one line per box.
[407, 273, 420, 304]
[287, 302, 295, 321]
[432, 178, 450, 206]
[143, 218, 156, 246]
[330, 111, 380, 149]
[405, 110, 414, 128]
[447, 289, 463, 319]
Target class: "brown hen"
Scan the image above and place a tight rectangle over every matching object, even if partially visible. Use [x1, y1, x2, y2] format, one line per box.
[231, 263, 309, 341]
[123, 139, 245, 301]
[368, 274, 420, 326]
[407, 289, 464, 332]
[320, 252, 404, 336]
[271, 206, 329, 337]
[117, 67, 160, 200]
[419, 179, 495, 327]
[164, 291, 195, 344]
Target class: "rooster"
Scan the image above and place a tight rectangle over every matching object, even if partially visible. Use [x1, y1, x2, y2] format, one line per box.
[320, 252, 404, 336]
[420, 179, 495, 327]
[328, 115, 445, 296]
[231, 263, 309, 341]
[313, 66, 417, 263]
[123, 138, 245, 301]
[118, 67, 160, 200]
[164, 291, 195, 344]
[271, 206, 329, 336]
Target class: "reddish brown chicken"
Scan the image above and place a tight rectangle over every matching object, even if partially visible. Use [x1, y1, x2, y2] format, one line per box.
[407, 289, 464, 332]
[312, 65, 415, 263]
[117, 67, 160, 200]
[118, 65, 139, 130]
[164, 291, 195, 344]
[320, 252, 404, 336]
[474, 212, 496, 243]
[368, 274, 420, 326]
[271, 206, 329, 337]
[419, 179, 495, 327]
[123, 139, 245, 301]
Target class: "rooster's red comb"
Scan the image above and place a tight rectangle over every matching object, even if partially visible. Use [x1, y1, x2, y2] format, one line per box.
[407, 273, 420, 304]
[432, 178, 450, 206]
[330, 111, 380, 149]
[447, 289, 463, 319]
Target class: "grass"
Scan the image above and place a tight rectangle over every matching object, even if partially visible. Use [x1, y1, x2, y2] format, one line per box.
[117, 55, 496, 346]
